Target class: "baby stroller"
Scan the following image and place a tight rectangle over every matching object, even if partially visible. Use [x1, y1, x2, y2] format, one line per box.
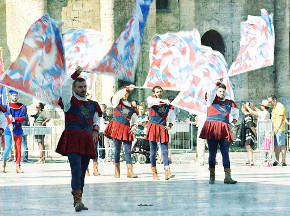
[132, 135, 151, 164]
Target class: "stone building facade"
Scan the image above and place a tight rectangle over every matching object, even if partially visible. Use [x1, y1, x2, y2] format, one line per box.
[0, 0, 289, 119]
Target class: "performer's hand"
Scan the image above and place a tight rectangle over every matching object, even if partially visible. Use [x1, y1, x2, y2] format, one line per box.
[8, 124, 13, 131]
[128, 84, 135, 91]
[163, 99, 170, 105]
[9, 114, 13, 122]
[93, 131, 99, 143]
[130, 127, 136, 134]
[76, 66, 83, 74]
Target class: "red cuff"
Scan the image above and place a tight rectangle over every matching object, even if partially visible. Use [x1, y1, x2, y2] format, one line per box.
[71, 71, 80, 80]
[168, 123, 173, 128]
[14, 117, 26, 123]
[215, 82, 221, 86]
[126, 88, 130, 92]
[0, 128, 4, 134]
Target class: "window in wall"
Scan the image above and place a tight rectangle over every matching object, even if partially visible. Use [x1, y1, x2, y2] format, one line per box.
[156, 0, 169, 12]
[201, 30, 226, 57]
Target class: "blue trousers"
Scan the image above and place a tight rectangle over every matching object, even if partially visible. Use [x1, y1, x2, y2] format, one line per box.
[150, 141, 169, 167]
[207, 139, 230, 169]
[22, 135, 28, 161]
[67, 153, 90, 191]
[113, 138, 132, 164]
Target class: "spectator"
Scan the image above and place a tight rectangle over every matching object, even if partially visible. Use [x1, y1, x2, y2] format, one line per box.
[268, 95, 286, 166]
[185, 113, 198, 160]
[21, 113, 30, 162]
[239, 103, 256, 166]
[31, 102, 51, 164]
[246, 101, 271, 166]
[103, 107, 114, 162]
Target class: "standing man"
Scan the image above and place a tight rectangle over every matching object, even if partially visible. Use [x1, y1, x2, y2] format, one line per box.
[200, 81, 239, 184]
[56, 67, 102, 212]
[104, 85, 138, 178]
[268, 95, 286, 166]
[146, 86, 176, 180]
[1, 90, 27, 173]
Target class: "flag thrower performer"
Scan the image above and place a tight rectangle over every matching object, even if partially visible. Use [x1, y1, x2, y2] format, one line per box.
[103, 84, 139, 178]
[199, 80, 239, 184]
[56, 66, 102, 212]
[146, 86, 176, 180]
[1, 90, 27, 173]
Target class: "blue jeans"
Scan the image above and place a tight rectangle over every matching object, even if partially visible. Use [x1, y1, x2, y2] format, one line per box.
[67, 153, 90, 191]
[150, 141, 169, 167]
[113, 138, 132, 164]
[274, 131, 285, 146]
[207, 139, 230, 169]
[22, 135, 28, 161]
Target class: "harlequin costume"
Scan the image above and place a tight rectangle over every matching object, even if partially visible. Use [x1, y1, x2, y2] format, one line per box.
[145, 94, 176, 180]
[103, 88, 139, 178]
[199, 82, 239, 184]
[56, 71, 102, 212]
[1, 90, 27, 173]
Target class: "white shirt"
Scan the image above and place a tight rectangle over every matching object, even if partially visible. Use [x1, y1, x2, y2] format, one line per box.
[111, 88, 138, 126]
[61, 75, 100, 127]
[258, 111, 270, 121]
[147, 96, 176, 124]
[206, 83, 239, 123]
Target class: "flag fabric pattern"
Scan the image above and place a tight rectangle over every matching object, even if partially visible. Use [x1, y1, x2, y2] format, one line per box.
[63, 29, 105, 93]
[90, 0, 153, 82]
[0, 48, 7, 106]
[171, 51, 234, 115]
[143, 29, 234, 115]
[0, 13, 65, 107]
[0, 47, 4, 76]
[228, 9, 274, 76]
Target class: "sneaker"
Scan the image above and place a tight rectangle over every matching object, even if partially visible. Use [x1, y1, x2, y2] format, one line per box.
[282, 162, 287, 166]
[273, 161, 279, 166]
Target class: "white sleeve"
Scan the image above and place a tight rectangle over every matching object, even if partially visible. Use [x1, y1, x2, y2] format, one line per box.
[168, 109, 176, 124]
[230, 107, 239, 122]
[61, 76, 74, 112]
[93, 112, 101, 127]
[147, 96, 162, 108]
[131, 113, 139, 126]
[112, 88, 127, 108]
[206, 84, 218, 107]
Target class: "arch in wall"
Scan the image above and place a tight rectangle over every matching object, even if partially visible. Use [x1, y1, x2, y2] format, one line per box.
[201, 30, 225, 56]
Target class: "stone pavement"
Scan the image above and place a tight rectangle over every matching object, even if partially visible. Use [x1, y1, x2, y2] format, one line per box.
[1, 152, 290, 216]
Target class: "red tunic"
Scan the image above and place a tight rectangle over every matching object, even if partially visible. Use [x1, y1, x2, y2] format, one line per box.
[145, 103, 173, 143]
[200, 96, 237, 142]
[104, 101, 137, 141]
[56, 96, 102, 159]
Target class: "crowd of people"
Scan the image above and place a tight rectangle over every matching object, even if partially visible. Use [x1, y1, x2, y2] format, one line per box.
[0, 68, 289, 212]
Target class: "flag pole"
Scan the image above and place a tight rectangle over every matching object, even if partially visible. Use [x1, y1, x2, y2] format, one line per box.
[0, 48, 16, 161]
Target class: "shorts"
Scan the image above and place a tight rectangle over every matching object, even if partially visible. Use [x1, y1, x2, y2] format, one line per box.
[274, 131, 285, 146]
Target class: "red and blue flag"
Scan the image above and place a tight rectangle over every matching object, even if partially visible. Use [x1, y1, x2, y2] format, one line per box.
[90, 0, 153, 82]
[228, 9, 274, 76]
[0, 13, 65, 107]
[63, 29, 105, 93]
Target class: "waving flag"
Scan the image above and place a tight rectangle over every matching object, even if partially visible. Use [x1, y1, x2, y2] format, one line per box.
[64, 29, 105, 93]
[228, 9, 274, 76]
[0, 13, 65, 107]
[143, 29, 234, 114]
[90, 0, 153, 82]
[143, 29, 220, 90]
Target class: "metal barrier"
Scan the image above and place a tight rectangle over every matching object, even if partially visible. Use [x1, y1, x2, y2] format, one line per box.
[22, 126, 64, 157]
[256, 120, 274, 166]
